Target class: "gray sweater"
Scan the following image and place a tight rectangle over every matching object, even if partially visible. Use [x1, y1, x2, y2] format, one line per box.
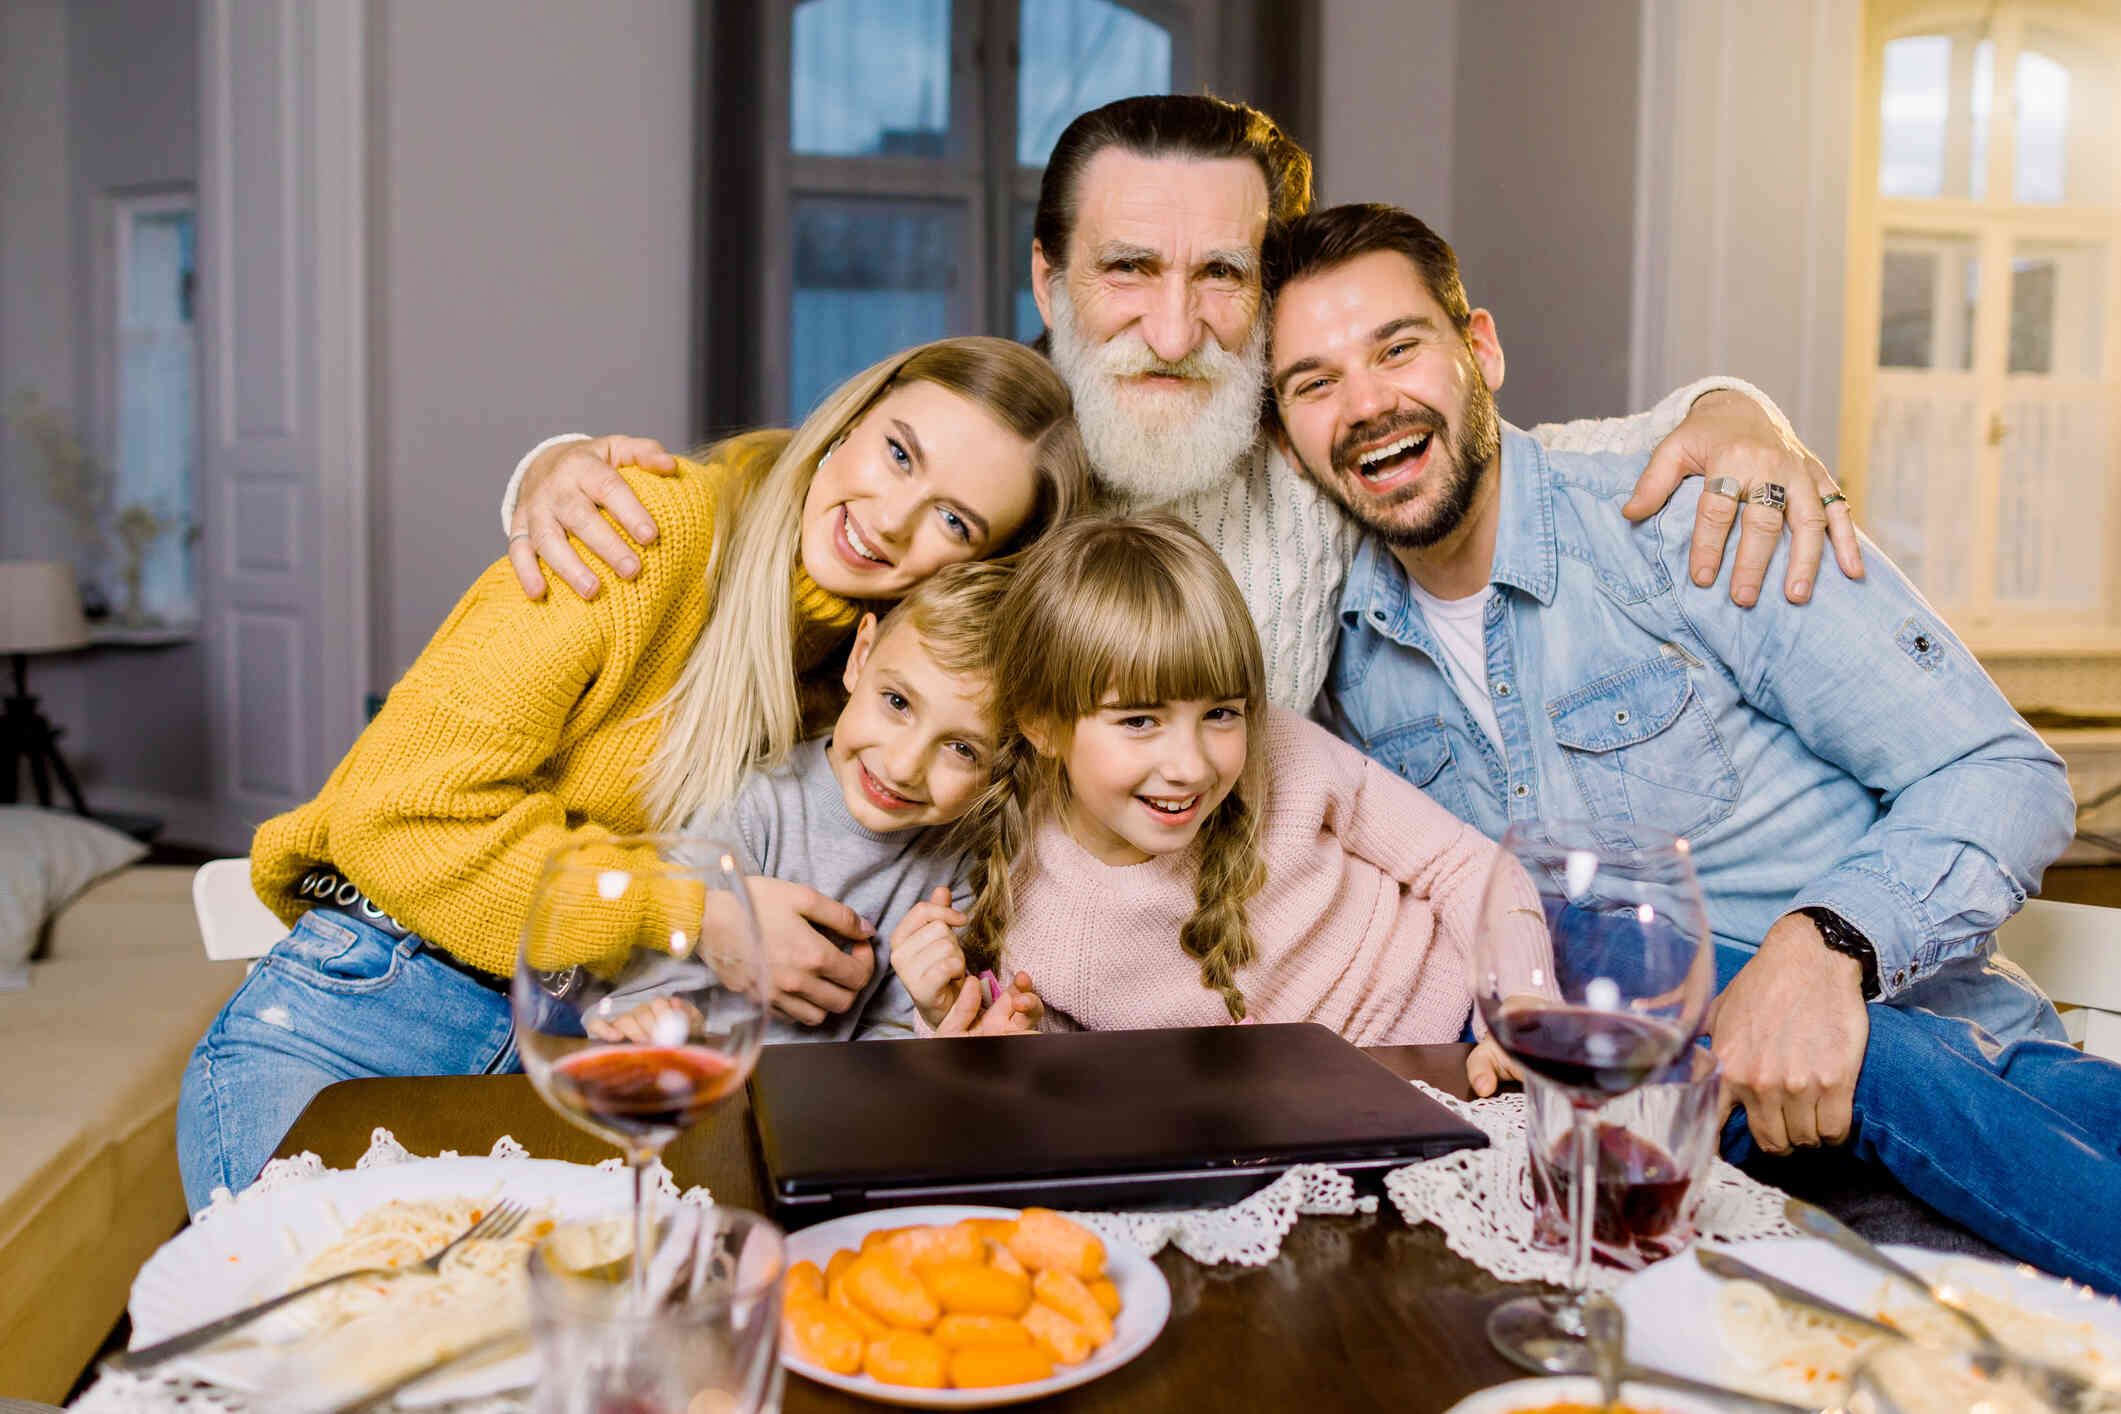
[692, 735, 971, 1044]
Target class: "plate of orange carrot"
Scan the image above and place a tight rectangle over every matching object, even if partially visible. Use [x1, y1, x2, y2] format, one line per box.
[779, 1204, 1171, 1407]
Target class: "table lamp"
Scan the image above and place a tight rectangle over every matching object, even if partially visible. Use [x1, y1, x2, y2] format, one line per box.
[0, 560, 93, 813]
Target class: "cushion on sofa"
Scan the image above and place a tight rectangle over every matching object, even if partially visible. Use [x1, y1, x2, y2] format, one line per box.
[0, 807, 148, 988]
[0, 865, 246, 1403]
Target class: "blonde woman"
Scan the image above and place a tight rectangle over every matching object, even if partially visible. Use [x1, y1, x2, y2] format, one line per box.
[888, 517, 1552, 1085]
[177, 337, 1089, 1209]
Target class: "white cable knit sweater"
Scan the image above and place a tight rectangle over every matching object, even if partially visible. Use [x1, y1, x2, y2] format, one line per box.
[500, 377, 1792, 711]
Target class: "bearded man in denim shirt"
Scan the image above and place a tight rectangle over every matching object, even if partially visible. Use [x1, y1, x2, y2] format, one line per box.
[1266, 202, 2121, 1293]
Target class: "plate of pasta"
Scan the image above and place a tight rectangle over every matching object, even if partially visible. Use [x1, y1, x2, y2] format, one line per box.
[126, 1157, 631, 1405]
[1614, 1237, 2121, 1407]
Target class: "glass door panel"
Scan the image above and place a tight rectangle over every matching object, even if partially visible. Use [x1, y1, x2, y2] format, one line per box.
[1017, 0, 1173, 167]
[1879, 234, 1979, 370]
[2016, 24, 2115, 206]
[1995, 393, 2109, 609]
[2010, 241, 2108, 377]
[791, 0, 954, 157]
[790, 196, 969, 415]
[1868, 385, 1980, 604]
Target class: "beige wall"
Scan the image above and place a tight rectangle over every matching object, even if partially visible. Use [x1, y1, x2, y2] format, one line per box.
[1314, 0, 1458, 229]
[1451, 0, 1643, 428]
[368, 0, 698, 682]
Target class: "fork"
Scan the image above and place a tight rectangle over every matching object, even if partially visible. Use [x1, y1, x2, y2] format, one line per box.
[106, 1199, 531, 1374]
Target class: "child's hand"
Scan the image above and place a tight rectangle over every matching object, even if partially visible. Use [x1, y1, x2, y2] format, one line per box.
[932, 970, 1043, 1038]
[892, 885, 970, 1028]
[586, 995, 701, 1045]
[1465, 1034, 1524, 1098]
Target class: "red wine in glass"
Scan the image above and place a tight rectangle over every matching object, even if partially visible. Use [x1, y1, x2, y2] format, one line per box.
[546, 1044, 746, 1147]
[1529, 1123, 1694, 1249]
[1490, 1006, 1688, 1096]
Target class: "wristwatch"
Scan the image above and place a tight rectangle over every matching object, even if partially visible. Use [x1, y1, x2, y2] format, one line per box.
[1799, 906, 1880, 1001]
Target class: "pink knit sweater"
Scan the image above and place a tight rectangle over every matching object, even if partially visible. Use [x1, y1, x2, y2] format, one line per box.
[1001, 707, 1552, 1045]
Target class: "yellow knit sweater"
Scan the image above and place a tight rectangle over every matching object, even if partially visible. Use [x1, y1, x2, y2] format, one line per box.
[251, 437, 860, 976]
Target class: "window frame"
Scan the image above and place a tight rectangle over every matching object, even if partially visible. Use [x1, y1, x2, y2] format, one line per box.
[1843, 0, 2121, 656]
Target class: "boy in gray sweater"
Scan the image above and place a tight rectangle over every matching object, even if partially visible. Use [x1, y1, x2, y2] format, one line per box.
[690, 561, 1042, 1043]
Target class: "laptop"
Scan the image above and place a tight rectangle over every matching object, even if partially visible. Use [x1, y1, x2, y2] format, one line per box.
[747, 1022, 1487, 1222]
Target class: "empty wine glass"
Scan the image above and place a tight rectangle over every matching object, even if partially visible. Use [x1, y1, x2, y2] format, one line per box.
[1474, 820, 1716, 1365]
[513, 835, 768, 1304]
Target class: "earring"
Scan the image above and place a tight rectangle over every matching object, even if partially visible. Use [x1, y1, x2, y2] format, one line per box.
[821, 435, 845, 463]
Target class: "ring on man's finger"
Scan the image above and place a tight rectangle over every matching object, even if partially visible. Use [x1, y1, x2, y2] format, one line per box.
[507, 530, 532, 544]
[1820, 491, 1848, 510]
[1704, 475, 1744, 501]
[1745, 481, 1788, 514]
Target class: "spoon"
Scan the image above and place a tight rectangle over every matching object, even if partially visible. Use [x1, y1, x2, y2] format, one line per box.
[1505, 1332, 1822, 1414]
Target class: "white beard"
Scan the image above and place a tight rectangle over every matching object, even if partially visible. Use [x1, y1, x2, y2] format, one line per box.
[1046, 284, 1266, 510]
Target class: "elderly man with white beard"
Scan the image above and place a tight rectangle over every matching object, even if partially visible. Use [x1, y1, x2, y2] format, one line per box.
[498, 96, 1860, 717]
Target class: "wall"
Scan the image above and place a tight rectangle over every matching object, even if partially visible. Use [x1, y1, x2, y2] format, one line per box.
[368, 0, 698, 683]
[1631, 0, 1856, 454]
[0, 0, 213, 828]
[1314, 0, 1457, 229]
[1451, 0, 1642, 427]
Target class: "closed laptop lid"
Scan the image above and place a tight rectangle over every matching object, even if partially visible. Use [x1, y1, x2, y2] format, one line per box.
[747, 1023, 1486, 1205]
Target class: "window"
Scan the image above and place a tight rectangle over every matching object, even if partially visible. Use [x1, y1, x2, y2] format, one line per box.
[757, 0, 1212, 421]
[1846, 2, 2119, 660]
[105, 189, 200, 632]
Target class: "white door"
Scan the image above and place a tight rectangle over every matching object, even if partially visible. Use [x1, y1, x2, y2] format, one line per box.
[197, 0, 368, 826]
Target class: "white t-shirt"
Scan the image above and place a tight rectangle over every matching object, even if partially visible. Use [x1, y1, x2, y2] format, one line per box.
[1404, 578, 1502, 754]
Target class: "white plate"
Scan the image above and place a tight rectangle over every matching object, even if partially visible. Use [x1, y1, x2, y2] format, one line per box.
[127, 1156, 631, 1406]
[1617, 1237, 2121, 1402]
[1441, 1375, 1727, 1414]
[781, 1204, 1171, 1409]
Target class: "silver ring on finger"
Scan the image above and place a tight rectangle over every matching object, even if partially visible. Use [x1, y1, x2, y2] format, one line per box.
[507, 530, 532, 544]
[1704, 475, 1744, 501]
[1745, 481, 1788, 514]
[1819, 491, 1847, 510]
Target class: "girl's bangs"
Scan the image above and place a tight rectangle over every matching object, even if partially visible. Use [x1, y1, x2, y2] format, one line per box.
[1056, 569, 1261, 718]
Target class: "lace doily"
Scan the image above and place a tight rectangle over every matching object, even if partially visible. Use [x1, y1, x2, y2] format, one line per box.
[1384, 1078, 1798, 1291]
[1062, 1164, 1377, 1267]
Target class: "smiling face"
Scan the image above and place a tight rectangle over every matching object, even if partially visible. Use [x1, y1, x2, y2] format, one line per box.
[1032, 149, 1272, 505]
[827, 613, 997, 833]
[1033, 697, 1250, 866]
[798, 380, 1041, 600]
[1270, 249, 1506, 555]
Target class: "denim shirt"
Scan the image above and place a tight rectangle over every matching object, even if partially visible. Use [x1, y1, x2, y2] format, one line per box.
[1324, 425, 2075, 1042]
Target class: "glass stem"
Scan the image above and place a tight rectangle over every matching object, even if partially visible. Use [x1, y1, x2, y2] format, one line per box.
[630, 1148, 657, 1311]
[1567, 1102, 1598, 1306]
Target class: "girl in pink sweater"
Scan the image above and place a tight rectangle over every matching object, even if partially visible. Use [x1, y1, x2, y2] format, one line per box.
[890, 516, 1552, 1083]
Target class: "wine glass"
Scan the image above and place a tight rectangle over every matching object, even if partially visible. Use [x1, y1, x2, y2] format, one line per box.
[513, 834, 768, 1305]
[1473, 819, 1715, 1364]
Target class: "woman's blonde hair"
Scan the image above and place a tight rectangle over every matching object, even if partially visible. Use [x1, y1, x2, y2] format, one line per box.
[640, 337, 1089, 830]
[958, 516, 1269, 1020]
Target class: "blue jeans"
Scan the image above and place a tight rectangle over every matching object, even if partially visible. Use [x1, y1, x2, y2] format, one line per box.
[177, 910, 519, 1212]
[1710, 947, 2121, 1294]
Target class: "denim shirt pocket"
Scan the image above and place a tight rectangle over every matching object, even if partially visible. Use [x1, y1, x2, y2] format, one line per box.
[1547, 653, 1739, 842]
[1362, 715, 1471, 817]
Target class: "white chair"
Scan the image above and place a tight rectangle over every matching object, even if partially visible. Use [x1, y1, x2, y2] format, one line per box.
[1997, 898, 2121, 1060]
[191, 857, 287, 961]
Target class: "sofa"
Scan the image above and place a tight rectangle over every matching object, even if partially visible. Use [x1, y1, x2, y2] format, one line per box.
[0, 865, 248, 1402]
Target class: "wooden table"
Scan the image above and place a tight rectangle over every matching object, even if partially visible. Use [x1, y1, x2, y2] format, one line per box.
[276, 1044, 1537, 1412]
